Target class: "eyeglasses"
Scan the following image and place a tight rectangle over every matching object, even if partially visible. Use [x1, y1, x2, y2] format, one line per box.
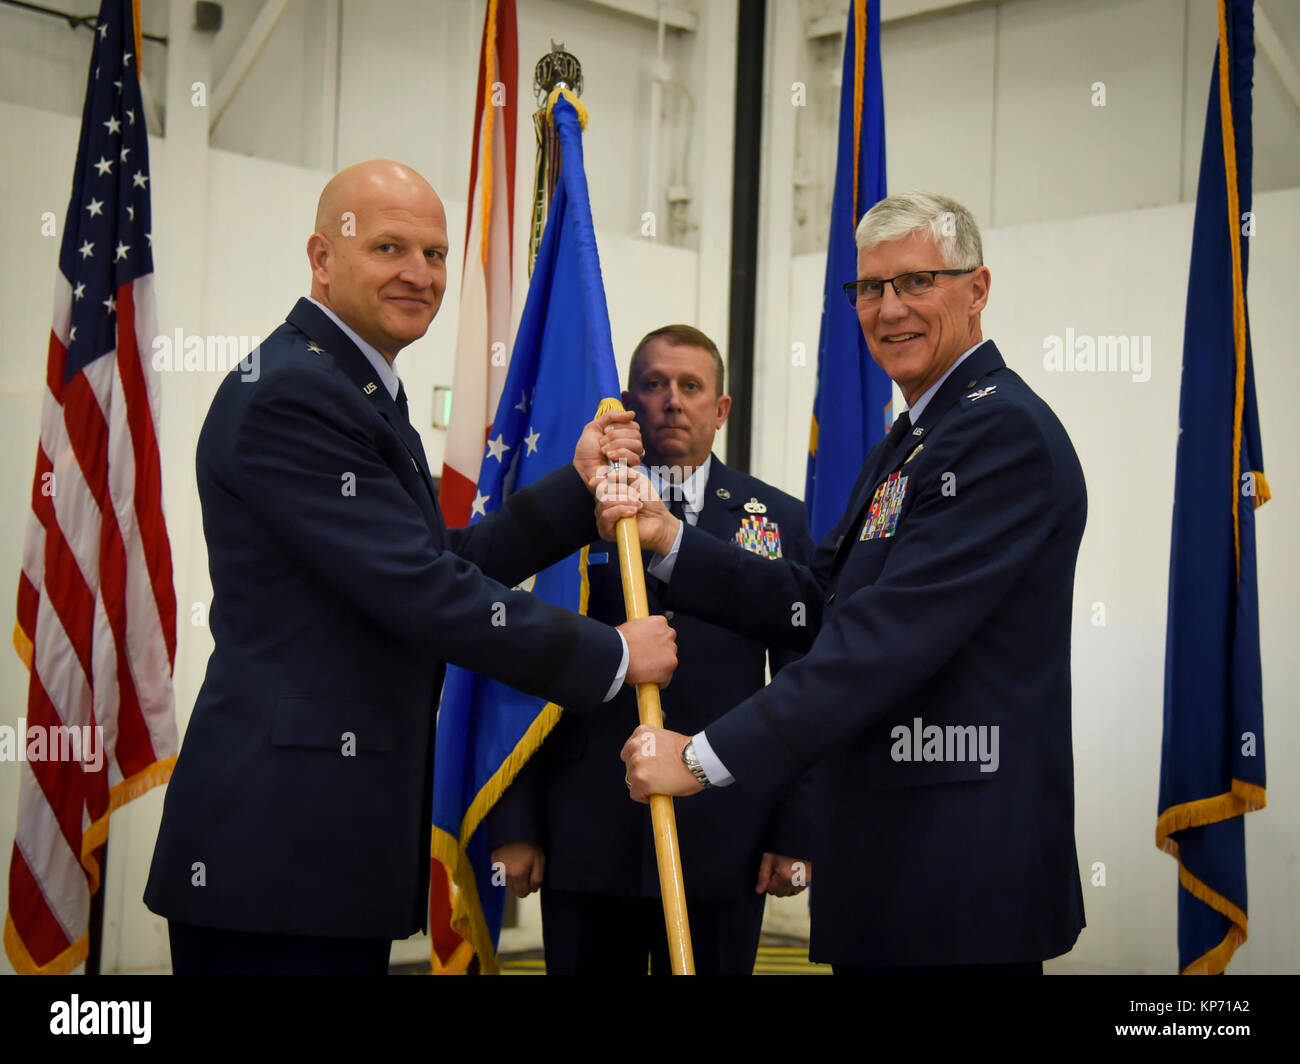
[842, 269, 976, 308]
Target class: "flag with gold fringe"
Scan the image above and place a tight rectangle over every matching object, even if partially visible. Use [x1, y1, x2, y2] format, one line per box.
[428, 0, 518, 976]
[6, 0, 178, 974]
[1156, 0, 1268, 976]
[430, 89, 619, 974]
[804, 0, 890, 541]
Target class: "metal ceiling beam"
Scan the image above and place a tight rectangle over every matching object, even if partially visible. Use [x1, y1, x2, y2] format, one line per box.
[210, 0, 290, 133]
[808, 0, 1005, 38]
[571, 0, 698, 33]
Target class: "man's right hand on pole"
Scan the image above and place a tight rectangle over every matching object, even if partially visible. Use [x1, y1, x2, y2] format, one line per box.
[591, 466, 681, 556]
[618, 615, 677, 688]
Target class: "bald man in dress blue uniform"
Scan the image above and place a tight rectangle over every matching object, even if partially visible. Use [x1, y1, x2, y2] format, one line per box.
[143, 161, 678, 974]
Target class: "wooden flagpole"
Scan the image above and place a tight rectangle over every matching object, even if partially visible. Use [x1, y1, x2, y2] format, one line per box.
[597, 397, 695, 974]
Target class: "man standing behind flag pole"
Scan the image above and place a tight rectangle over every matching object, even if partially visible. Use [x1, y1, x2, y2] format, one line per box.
[1156, 0, 1269, 976]
[805, 0, 891, 541]
[487, 324, 816, 976]
[431, 89, 651, 974]
[6, 0, 179, 976]
[440, 0, 517, 527]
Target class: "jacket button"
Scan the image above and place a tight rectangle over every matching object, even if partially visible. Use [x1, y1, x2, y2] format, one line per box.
[826, 593, 836, 605]
[664, 610, 674, 621]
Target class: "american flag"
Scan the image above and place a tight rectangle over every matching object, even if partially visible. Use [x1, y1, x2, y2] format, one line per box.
[6, 0, 178, 975]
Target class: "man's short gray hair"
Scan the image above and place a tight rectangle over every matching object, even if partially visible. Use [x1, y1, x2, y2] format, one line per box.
[855, 192, 983, 270]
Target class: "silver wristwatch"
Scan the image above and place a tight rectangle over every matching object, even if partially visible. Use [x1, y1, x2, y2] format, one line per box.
[681, 739, 712, 788]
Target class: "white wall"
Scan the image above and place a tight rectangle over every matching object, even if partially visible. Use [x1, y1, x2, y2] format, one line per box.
[788, 0, 1300, 253]
[1, 0, 1297, 974]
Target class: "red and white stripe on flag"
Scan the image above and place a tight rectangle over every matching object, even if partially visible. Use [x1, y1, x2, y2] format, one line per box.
[429, 0, 517, 975]
[438, 0, 518, 528]
[6, 0, 178, 975]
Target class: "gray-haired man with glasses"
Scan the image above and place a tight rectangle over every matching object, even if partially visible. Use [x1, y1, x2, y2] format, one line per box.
[605, 191, 1088, 974]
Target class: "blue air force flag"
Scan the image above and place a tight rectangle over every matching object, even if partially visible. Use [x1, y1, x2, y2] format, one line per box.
[430, 91, 621, 972]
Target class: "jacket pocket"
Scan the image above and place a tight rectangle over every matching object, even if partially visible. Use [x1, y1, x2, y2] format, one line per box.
[271, 696, 394, 753]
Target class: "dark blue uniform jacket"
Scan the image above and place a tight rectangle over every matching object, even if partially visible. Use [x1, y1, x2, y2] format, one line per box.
[144, 299, 621, 940]
[662, 341, 1087, 966]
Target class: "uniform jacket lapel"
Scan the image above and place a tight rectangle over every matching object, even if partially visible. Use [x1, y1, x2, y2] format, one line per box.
[828, 340, 1007, 582]
[890, 339, 1006, 476]
[696, 454, 743, 538]
[828, 430, 912, 579]
[284, 298, 445, 540]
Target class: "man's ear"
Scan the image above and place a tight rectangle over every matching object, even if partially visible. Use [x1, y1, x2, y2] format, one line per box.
[307, 233, 331, 288]
[969, 266, 991, 315]
[714, 394, 732, 429]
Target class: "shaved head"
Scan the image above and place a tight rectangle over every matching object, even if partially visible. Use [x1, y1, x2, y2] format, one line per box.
[313, 159, 441, 238]
[306, 159, 450, 362]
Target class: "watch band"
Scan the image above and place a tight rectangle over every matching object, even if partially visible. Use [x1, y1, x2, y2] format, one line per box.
[681, 739, 712, 788]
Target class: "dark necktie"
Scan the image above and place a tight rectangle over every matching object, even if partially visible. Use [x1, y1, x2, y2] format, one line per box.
[665, 485, 687, 524]
[394, 382, 432, 483]
[885, 409, 913, 456]
[647, 485, 686, 600]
